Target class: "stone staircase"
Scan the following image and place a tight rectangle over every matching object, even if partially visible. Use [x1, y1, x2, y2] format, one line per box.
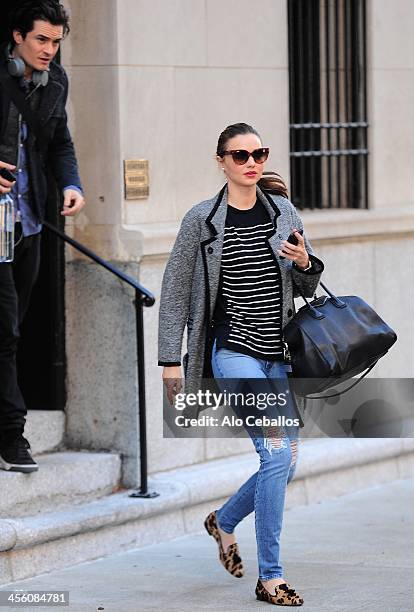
[1, 411, 413, 586]
[0, 411, 122, 583]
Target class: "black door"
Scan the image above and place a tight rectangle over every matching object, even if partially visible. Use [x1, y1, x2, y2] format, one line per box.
[1, 1, 66, 412]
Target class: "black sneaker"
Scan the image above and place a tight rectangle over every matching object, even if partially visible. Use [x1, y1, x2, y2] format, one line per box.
[0, 434, 39, 473]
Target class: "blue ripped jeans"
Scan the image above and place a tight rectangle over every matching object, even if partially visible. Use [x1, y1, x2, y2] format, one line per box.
[211, 339, 299, 581]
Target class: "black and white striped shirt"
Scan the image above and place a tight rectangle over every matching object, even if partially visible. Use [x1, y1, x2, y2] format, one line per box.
[213, 199, 284, 361]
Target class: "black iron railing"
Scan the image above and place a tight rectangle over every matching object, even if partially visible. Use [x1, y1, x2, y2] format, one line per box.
[44, 221, 158, 499]
[288, 0, 368, 210]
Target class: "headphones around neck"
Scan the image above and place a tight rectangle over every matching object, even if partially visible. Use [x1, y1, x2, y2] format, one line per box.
[6, 43, 49, 88]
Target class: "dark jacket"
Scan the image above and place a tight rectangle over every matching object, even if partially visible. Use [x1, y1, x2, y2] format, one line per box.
[0, 51, 82, 222]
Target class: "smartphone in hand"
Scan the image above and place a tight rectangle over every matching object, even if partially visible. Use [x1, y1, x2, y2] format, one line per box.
[280, 228, 303, 259]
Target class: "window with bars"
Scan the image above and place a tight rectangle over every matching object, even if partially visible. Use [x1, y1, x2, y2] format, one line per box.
[287, 0, 368, 210]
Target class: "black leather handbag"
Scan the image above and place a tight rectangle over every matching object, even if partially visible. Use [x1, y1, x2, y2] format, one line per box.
[283, 281, 397, 397]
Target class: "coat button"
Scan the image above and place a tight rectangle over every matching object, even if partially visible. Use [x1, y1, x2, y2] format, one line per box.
[278, 233, 283, 239]
[207, 246, 214, 254]
[287, 308, 293, 317]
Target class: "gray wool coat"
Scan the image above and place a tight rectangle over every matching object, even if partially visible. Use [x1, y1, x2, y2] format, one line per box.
[158, 184, 324, 424]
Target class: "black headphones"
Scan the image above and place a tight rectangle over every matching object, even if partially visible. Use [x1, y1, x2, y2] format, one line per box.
[6, 43, 49, 88]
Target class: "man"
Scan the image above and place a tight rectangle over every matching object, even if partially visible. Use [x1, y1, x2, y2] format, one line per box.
[0, 1, 85, 473]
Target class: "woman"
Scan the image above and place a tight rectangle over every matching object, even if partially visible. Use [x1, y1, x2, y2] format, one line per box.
[158, 123, 324, 606]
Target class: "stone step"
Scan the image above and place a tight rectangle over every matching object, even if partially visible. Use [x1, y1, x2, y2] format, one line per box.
[0, 438, 413, 584]
[0, 451, 122, 518]
[25, 410, 65, 454]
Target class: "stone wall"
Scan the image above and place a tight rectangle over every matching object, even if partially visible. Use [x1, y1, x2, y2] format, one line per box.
[61, 0, 414, 482]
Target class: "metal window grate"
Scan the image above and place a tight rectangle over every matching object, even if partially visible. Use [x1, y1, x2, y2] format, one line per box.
[288, 0, 368, 210]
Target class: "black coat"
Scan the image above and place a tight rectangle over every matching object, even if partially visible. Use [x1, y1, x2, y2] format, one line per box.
[0, 54, 82, 222]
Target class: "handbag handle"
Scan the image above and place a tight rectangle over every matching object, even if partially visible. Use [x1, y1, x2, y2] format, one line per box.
[292, 277, 347, 312]
[291, 279, 324, 319]
[319, 281, 347, 308]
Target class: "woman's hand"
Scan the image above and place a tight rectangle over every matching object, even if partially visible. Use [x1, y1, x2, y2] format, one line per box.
[162, 366, 183, 406]
[277, 229, 310, 270]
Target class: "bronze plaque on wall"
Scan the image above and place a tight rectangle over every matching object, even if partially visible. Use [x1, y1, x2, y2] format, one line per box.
[124, 159, 149, 200]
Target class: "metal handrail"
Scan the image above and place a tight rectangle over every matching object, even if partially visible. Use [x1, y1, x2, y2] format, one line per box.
[43, 221, 154, 305]
[44, 220, 159, 499]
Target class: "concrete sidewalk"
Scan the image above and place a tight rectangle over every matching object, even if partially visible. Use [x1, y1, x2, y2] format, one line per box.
[1, 477, 413, 612]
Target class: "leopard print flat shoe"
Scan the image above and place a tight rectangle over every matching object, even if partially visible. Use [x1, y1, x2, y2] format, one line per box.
[204, 510, 244, 578]
[255, 579, 304, 606]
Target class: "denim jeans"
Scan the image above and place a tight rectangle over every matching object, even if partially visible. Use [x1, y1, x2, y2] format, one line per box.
[211, 339, 299, 581]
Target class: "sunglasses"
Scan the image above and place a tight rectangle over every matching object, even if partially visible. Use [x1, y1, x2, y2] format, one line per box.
[221, 147, 270, 165]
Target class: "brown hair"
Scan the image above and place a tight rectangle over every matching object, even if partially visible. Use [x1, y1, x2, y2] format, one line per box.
[9, 0, 70, 47]
[216, 123, 289, 198]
